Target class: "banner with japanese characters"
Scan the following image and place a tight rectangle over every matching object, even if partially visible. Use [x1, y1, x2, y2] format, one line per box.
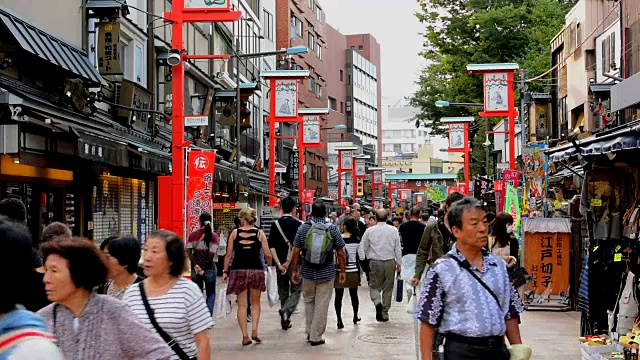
[186, 150, 215, 238]
[524, 232, 570, 296]
[503, 183, 521, 241]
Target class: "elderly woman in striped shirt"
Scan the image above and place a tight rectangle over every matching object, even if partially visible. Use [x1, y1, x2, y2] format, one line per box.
[124, 230, 212, 360]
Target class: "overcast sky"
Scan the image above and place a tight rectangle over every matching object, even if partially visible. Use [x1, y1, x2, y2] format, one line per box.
[321, 0, 449, 160]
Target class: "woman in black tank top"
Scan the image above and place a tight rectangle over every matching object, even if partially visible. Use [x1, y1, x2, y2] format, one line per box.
[222, 208, 272, 346]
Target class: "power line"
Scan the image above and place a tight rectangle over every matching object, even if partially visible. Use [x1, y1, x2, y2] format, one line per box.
[113, 0, 169, 22]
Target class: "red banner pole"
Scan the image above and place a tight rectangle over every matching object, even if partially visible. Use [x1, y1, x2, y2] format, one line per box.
[268, 80, 277, 206]
[507, 71, 516, 169]
[298, 119, 305, 219]
[352, 158, 357, 205]
[169, 0, 185, 237]
[337, 150, 343, 209]
[371, 171, 376, 209]
[464, 123, 470, 194]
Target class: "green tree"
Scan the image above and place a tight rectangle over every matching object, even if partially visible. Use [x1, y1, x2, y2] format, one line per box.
[410, 0, 570, 177]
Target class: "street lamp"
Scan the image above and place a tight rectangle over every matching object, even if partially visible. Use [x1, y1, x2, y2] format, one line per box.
[435, 100, 484, 108]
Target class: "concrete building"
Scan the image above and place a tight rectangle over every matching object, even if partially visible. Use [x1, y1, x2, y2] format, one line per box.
[275, 0, 328, 195]
[381, 106, 431, 172]
[549, 0, 619, 140]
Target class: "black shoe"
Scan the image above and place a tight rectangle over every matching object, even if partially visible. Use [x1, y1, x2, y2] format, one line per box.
[279, 309, 288, 330]
[379, 317, 389, 322]
[375, 304, 384, 322]
[353, 316, 361, 324]
[310, 339, 326, 346]
[337, 320, 344, 329]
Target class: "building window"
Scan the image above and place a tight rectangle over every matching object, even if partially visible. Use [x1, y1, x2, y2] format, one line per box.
[291, 15, 303, 38]
[393, 144, 401, 153]
[329, 97, 337, 111]
[308, 32, 315, 50]
[135, 44, 144, 84]
[119, 41, 127, 76]
[316, 166, 322, 180]
[358, 45, 363, 50]
[340, 101, 344, 113]
[263, 10, 273, 41]
[309, 163, 317, 180]
[315, 42, 322, 60]
[308, 0, 313, 9]
[340, 69, 343, 82]
[316, 83, 322, 99]
[316, 7, 322, 23]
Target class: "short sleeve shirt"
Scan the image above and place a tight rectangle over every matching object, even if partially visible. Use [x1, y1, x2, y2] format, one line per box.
[293, 217, 345, 281]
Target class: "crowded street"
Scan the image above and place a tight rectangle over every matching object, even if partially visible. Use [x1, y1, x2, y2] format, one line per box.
[211, 284, 581, 359]
[2, 0, 640, 359]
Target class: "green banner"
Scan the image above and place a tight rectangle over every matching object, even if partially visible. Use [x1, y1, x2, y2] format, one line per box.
[504, 183, 522, 240]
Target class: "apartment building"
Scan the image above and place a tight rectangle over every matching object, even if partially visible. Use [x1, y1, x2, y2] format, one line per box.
[275, 0, 328, 195]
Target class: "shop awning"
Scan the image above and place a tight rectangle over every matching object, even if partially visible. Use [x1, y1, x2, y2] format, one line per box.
[549, 165, 583, 183]
[0, 6, 102, 85]
[611, 72, 640, 112]
[215, 163, 249, 185]
[545, 121, 640, 162]
[77, 130, 129, 167]
[522, 218, 571, 233]
[215, 83, 260, 98]
[590, 82, 614, 93]
[247, 183, 277, 197]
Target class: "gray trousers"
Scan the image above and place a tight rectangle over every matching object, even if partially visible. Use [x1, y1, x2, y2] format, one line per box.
[277, 268, 301, 315]
[302, 278, 333, 342]
[369, 259, 397, 318]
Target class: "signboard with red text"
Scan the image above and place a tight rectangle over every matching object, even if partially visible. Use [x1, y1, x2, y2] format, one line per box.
[186, 150, 215, 237]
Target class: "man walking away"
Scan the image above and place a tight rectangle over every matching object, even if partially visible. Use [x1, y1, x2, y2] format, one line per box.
[412, 192, 464, 288]
[359, 209, 402, 322]
[292, 200, 346, 346]
[268, 197, 303, 330]
[415, 197, 524, 360]
[398, 207, 426, 303]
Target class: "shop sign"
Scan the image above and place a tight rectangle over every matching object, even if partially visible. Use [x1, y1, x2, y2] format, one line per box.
[391, 180, 408, 188]
[213, 203, 236, 209]
[118, 80, 152, 133]
[274, 79, 298, 117]
[447, 187, 457, 195]
[186, 150, 215, 237]
[302, 115, 321, 146]
[302, 189, 315, 203]
[524, 231, 570, 296]
[416, 193, 423, 204]
[355, 159, 366, 177]
[340, 150, 353, 170]
[356, 179, 364, 196]
[288, 150, 299, 181]
[448, 123, 465, 149]
[185, 0, 230, 9]
[502, 170, 521, 188]
[523, 144, 548, 218]
[184, 115, 209, 127]
[97, 22, 121, 75]
[399, 189, 410, 201]
[457, 183, 469, 195]
[483, 72, 509, 112]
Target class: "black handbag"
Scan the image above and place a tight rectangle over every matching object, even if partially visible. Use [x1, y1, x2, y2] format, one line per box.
[139, 282, 196, 360]
[510, 267, 530, 289]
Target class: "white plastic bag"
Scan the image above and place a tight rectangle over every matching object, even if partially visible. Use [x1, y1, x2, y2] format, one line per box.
[266, 266, 278, 308]
[406, 288, 418, 314]
[213, 285, 232, 320]
[401, 254, 417, 282]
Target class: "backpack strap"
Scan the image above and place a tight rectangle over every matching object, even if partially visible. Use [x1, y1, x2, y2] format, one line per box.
[0, 328, 55, 353]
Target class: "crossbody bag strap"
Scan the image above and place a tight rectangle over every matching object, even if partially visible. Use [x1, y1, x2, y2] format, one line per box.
[446, 254, 501, 310]
[138, 282, 192, 360]
[275, 219, 290, 245]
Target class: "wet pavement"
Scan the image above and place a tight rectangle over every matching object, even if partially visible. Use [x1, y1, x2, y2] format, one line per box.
[210, 278, 580, 359]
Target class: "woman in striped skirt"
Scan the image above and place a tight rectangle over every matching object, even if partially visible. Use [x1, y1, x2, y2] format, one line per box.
[334, 216, 366, 329]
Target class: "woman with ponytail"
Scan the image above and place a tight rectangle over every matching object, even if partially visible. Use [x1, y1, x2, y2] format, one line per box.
[187, 212, 220, 315]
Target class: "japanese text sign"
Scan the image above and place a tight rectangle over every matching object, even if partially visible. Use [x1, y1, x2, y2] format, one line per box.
[373, 171, 382, 184]
[186, 150, 215, 237]
[355, 159, 366, 177]
[524, 232, 570, 296]
[274, 79, 297, 117]
[399, 190, 410, 201]
[97, 22, 121, 75]
[185, 0, 230, 9]
[484, 72, 509, 113]
[340, 150, 353, 170]
[448, 123, 465, 150]
[302, 115, 321, 146]
[504, 183, 521, 240]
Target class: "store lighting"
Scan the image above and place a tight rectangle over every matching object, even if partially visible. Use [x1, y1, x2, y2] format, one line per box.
[11, 155, 19, 164]
[221, 193, 229, 197]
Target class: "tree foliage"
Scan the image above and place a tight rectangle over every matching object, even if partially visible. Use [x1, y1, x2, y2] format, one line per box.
[410, 0, 571, 175]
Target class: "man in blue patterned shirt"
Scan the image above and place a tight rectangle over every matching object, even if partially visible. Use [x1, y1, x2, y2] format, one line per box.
[415, 197, 524, 360]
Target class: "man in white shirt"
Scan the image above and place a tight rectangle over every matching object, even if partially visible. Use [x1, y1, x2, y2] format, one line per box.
[359, 209, 402, 322]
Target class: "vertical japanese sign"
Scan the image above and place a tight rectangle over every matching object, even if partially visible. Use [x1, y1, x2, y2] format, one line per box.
[274, 79, 297, 117]
[97, 22, 121, 75]
[524, 143, 548, 218]
[400, 190, 410, 201]
[355, 159, 366, 177]
[288, 151, 299, 182]
[416, 193, 423, 204]
[186, 150, 215, 238]
[503, 183, 522, 240]
[373, 170, 382, 184]
[484, 73, 509, 112]
[448, 123, 465, 149]
[524, 232, 570, 296]
[302, 115, 321, 145]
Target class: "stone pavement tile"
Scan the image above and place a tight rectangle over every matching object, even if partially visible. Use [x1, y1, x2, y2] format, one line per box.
[520, 311, 581, 359]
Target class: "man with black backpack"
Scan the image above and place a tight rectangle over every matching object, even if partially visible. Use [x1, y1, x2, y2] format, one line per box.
[291, 200, 346, 346]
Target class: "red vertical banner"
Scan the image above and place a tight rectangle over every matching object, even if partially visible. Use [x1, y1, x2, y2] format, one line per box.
[399, 190, 409, 201]
[500, 170, 521, 212]
[186, 150, 216, 239]
[416, 193, 423, 205]
[457, 183, 469, 195]
[447, 187, 457, 195]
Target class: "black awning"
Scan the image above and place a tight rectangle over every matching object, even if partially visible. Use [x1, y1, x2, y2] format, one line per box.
[590, 82, 614, 93]
[78, 131, 129, 167]
[215, 163, 249, 185]
[0, 6, 102, 84]
[86, 0, 122, 9]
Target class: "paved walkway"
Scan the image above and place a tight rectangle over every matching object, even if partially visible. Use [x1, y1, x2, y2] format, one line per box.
[209, 280, 580, 359]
